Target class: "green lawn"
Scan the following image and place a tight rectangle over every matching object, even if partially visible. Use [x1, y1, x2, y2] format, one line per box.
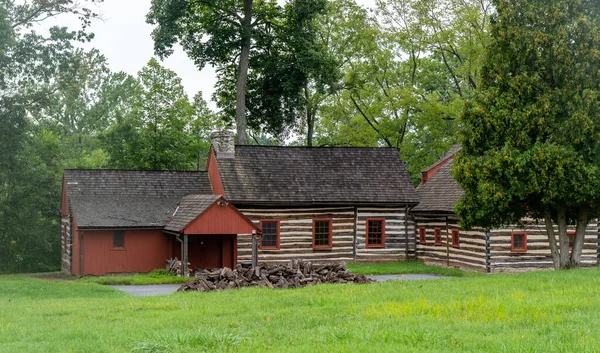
[81, 269, 189, 285]
[2, 268, 600, 352]
[77, 260, 464, 286]
[347, 260, 467, 277]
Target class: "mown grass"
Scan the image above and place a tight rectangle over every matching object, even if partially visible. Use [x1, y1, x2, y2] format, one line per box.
[80, 261, 464, 286]
[81, 269, 189, 285]
[347, 260, 467, 277]
[3, 268, 600, 352]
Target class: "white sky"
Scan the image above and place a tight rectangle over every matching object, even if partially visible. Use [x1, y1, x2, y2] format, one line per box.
[43, 0, 376, 110]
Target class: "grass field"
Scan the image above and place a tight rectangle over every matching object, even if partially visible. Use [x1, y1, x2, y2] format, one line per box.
[75, 260, 464, 286]
[347, 260, 467, 277]
[2, 267, 600, 352]
[80, 269, 189, 285]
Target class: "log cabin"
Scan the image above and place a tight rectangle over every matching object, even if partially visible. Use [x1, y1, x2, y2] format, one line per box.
[60, 170, 260, 276]
[60, 131, 419, 275]
[207, 131, 420, 264]
[412, 146, 600, 272]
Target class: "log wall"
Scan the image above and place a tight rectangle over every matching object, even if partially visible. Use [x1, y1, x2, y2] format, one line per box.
[239, 206, 413, 264]
[355, 207, 415, 261]
[487, 219, 599, 272]
[60, 216, 72, 274]
[414, 215, 600, 273]
[414, 215, 488, 272]
[239, 207, 356, 263]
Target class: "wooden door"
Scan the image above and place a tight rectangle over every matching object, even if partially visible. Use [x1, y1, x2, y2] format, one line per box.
[187, 235, 234, 270]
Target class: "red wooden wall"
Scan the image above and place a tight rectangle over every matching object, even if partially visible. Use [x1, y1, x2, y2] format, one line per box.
[183, 202, 257, 235]
[72, 218, 80, 275]
[421, 155, 454, 185]
[78, 229, 173, 276]
[207, 148, 225, 196]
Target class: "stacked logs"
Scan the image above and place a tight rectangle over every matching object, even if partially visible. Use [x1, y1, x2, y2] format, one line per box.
[165, 258, 192, 276]
[178, 260, 373, 292]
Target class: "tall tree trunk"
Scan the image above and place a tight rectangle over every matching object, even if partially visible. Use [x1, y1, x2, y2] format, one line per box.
[557, 206, 570, 269]
[544, 209, 560, 269]
[305, 85, 314, 147]
[570, 205, 589, 268]
[235, 0, 253, 145]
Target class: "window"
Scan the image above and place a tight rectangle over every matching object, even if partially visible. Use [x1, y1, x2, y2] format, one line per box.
[366, 219, 385, 248]
[511, 232, 527, 252]
[419, 226, 427, 245]
[312, 219, 332, 249]
[260, 220, 280, 250]
[113, 231, 124, 248]
[434, 228, 442, 246]
[451, 229, 460, 248]
[568, 231, 575, 250]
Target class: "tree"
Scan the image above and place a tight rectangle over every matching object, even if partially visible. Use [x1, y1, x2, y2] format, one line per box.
[314, 0, 492, 183]
[147, 0, 279, 144]
[454, 0, 600, 269]
[102, 59, 200, 170]
[0, 0, 100, 273]
[29, 49, 138, 169]
[147, 0, 335, 144]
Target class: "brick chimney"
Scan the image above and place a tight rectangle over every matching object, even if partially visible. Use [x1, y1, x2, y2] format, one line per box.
[210, 130, 235, 159]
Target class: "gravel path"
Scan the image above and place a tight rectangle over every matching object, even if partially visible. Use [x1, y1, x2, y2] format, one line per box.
[109, 274, 450, 297]
[109, 284, 182, 297]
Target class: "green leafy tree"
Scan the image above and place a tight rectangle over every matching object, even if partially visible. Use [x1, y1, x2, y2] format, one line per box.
[147, 0, 279, 144]
[0, 0, 100, 273]
[190, 93, 227, 169]
[314, 0, 491, 183]
[102, 59, 200, 170]
[454, 0, 600, 269]
[147, 0, 335, 144]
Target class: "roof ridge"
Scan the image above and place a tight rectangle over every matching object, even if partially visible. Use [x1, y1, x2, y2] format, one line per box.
[64, 169, 208, 173]
[235, 145, 397, 150]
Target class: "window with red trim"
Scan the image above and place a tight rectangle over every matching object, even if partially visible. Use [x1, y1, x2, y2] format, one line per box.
[434, 228, 442, 246]
[451, 229, 460, 248]
[260, 220, 280, 250]
[312, 219, 332, 248]
[511, 232, 527, 252]
[419, 226, 426, 245]
[567, 231, 575, 250]
[366, 218, 385, 248]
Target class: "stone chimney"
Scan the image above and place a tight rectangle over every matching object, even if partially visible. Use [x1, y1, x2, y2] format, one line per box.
[210, 130, 235, 159]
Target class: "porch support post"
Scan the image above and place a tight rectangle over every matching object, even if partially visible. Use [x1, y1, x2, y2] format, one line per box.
[182, 234, 189, 277]
[251, 232, 258, 269]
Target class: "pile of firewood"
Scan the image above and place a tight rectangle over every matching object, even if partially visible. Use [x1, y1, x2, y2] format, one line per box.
[165, 258, 192, 276]
[178, 260, 373, 292]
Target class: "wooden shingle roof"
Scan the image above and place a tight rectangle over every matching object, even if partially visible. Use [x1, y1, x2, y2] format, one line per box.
[215, 145, 419, 205]
[412, 158, 463, 214]
[163, 195, 221, 233]
[63, 170, 213, 228]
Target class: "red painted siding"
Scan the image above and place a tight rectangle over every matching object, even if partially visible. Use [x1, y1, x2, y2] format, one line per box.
[421, 155, 454, 185]
[183, 202, 258, 235]
[207, 147, 225, 196]
[72, 218, 80, 275]
[82, 229, 172, 276]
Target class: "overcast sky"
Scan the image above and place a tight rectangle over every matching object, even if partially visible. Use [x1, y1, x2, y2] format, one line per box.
[44, 0, 376, 109]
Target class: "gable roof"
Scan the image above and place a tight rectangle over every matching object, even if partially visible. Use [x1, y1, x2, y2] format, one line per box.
[63, 170, 213, 228]
[412, 158, 463, 214]
[163, 194, 221, 233]
[215, 145, 418, 205]
[421, 144, 461, 173]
